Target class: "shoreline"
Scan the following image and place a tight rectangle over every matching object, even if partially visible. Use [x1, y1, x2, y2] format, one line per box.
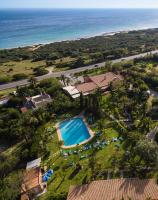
[1, 27, 157, 50]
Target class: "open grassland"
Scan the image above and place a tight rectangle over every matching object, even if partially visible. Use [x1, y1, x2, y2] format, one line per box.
[0, 60, 46, 76]
[0, 56, 76, 80]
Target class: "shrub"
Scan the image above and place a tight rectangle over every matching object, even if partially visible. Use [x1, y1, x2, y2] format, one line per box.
[39, 78, 61, 94]
[33, 67, 49, 76]
[7, 97, 23, 108]
[13, 73, 28, 81]
[0, 76, 11, 84]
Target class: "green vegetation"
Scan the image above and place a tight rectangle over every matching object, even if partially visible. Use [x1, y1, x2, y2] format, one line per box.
[1, 30, 158, 200]
[1, 28, 158, 83]
[1, 65, 158, 199]
[0, 88, 15, 98]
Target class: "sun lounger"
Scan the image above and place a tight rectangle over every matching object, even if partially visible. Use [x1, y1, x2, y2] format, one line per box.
[112, 137, 118, 142]
[115, 144, 120, 148]
[42, 169, 54, 182]
[118, 137, 124, 141]
[102, 140, 107, 145]
[68, 150, 73, 155]
[80, 155, 87, 160]
[63, 152, 68, 157]
[96, 131, 102, 137]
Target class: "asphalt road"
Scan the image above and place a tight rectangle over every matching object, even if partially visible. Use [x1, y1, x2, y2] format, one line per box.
[1, 49, 158, 91]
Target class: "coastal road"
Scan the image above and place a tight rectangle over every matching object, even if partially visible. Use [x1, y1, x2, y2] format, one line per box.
[1, 49, 158, 91]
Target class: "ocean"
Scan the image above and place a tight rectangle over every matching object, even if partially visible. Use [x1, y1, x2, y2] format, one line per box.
[0, 8, 158, 49]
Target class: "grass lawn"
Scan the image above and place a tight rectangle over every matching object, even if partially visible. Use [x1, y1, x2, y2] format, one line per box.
[0, 88, 16, 98]
[39, 116, 124, 199]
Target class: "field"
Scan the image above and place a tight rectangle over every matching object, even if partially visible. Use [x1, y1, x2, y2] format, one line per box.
[0, 60, 46, 77]
[0, 56, 76, 81]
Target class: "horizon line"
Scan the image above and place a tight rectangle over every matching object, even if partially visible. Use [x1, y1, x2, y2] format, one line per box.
[1, 7, 158, 9]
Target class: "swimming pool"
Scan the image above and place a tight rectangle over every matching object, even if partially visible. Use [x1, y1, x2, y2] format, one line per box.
[59, 117, 92, 147]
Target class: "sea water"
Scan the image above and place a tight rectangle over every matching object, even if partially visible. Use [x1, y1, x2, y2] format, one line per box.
[0, 8, 158, 49]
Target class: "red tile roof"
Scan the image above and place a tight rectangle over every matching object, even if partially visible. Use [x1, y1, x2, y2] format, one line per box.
[67, 178, 158, 200]
[21, 167, 42, 192]
[76, 72, 123, 94]
[89, 72, 123, 88]
[20, 107, 28, 113]
[76, 82, 97, 94]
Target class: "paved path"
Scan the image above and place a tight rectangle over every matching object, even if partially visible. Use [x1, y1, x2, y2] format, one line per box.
[1, 49, 158, 91]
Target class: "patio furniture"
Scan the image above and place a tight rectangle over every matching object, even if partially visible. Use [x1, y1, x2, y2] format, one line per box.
[42, 169, 54, 182]
[112, 137, 118, 142]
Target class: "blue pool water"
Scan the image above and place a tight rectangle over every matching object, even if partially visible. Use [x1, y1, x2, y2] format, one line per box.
[59, 118, 91, 146]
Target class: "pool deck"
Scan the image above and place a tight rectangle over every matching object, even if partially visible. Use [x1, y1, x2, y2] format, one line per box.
[56, 114, 95, 149]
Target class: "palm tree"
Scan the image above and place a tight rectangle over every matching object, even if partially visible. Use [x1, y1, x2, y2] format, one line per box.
[60, 74, 66, 86]
[17, 111, 38, 144]
[57, 140, 63, 150]
[87, 89, 102, 117]
[29, 76, 37, 89]
[34, 108, 47, 125]
[80, 92, 84, 109]
[98, 119, 105, 131]
[139, 117, 152, 133]
[88, 151, 97, 180]
[66, 77, 71, 86]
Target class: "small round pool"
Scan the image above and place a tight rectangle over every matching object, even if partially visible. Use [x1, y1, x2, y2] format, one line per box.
[59, 117, 91, 147]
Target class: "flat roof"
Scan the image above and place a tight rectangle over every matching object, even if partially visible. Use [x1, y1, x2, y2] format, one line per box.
[63, 86, 80, 95]
[0, 98, 9, 105]
[63, 86, 81, 98]
[67, 178, 158, 200]
[72, 94, 81, 99]
[26, 158, 41, 170]
[31, 94, 51, 102]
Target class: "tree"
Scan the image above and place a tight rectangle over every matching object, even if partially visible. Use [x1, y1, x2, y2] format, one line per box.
[58, 140, 64, 150]
[138, 117, 152, 133]
[60, 74, 66, 86]
[80, 92, 84, 109]
[7, 97, 23, 108]
[87, 89, 102, 117]
[134, 139, 158, 167]
[0, 172, 23, 200]
[13, 73, 28, 81]
[97, 119, 105, 131]
[29, 76, 37, 89]
[46, 60, 53, 67]
[66, 77, 71, 86]
[33, 67, 48, 76]
[74, 57, 84, 68]
[15, 112, 38, 144]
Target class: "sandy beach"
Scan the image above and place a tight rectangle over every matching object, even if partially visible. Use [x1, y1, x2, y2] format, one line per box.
[2, 27, 157, 51]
